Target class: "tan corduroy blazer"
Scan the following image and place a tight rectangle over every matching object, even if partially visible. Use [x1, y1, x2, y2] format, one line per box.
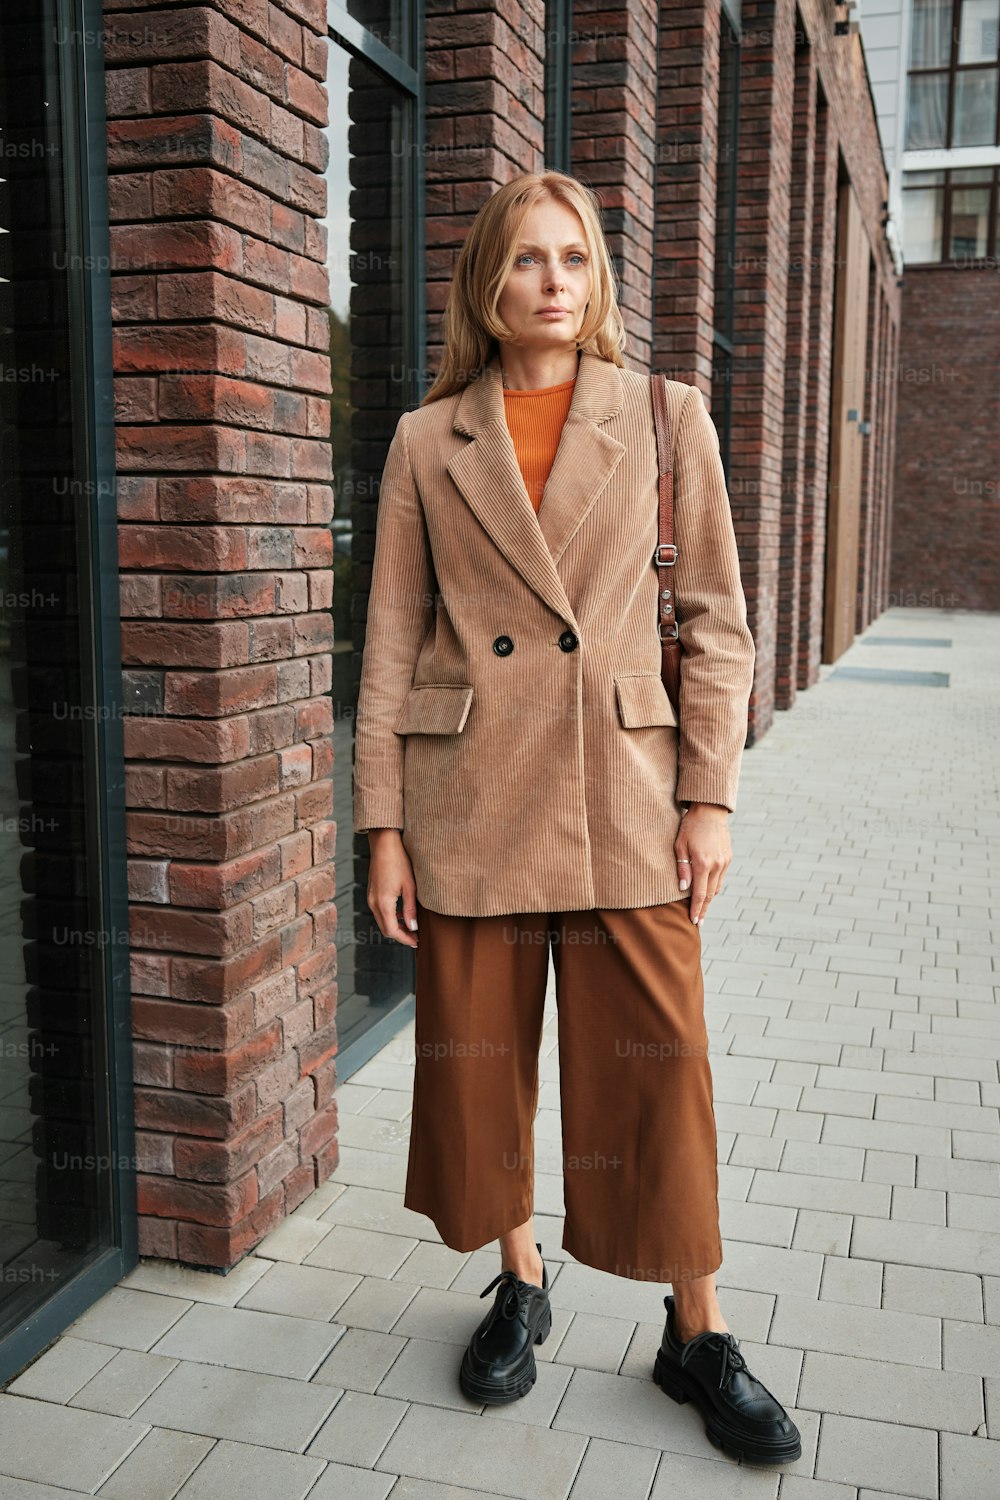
[353, 349, 755, 917]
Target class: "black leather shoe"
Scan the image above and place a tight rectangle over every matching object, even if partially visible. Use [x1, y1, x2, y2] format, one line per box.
[653, 1293, 801, 1465]
[459, 1241, 551, 1404]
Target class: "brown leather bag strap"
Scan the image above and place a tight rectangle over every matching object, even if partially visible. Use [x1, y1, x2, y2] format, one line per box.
[650, 372, 680, 636]
[650, 372, 682, 713]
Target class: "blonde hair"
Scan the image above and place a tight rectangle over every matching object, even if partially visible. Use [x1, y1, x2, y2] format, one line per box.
[421, 171, 627, 405]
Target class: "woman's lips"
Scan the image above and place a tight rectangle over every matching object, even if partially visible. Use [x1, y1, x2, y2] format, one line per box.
[537, 309, 569, 319]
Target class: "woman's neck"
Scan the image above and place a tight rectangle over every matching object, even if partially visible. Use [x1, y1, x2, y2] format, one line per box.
[499, 347, 580, 391]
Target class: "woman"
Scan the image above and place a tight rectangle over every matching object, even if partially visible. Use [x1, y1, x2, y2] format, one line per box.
[353, 171, 800, 1466]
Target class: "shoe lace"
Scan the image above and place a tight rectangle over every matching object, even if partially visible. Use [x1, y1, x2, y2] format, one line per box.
[478, 1269, 524, 1328]
[679, 1329, 750, 1390]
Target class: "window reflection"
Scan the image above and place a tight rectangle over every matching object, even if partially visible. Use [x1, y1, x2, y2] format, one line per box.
[324, 31, 415, 1062]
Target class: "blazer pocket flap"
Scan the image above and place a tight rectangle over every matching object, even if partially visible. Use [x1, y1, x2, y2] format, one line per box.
[394, 684, 474, 735]
[614, 672, 678, 729]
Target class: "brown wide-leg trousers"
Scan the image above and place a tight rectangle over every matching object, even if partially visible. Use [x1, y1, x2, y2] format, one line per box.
[404, 895, 723, 1284]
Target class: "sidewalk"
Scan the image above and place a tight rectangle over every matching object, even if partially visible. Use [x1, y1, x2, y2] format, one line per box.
[1, 605, 998, 1500]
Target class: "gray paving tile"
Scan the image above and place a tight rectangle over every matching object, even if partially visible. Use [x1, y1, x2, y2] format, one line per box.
[371, 1334, 477, 1411]
[61, 1287, 192, 1352]
[942, 1317, 1000, 1375]
[779, 1479, 856, 1499]
[302, 1223, 418, 1278]
[564, 1435, 659, 1499]
[815, 1411, 938, 1496]
[647, 1446, 784, 1495]
[149, 1301, 343, 1378]
[0, 1394, 148, 1491]
[67, 1347, 178, 1417]
[305, 1464, 396, 1500]
[387, 1240, 467, 1289]
[234, 1259, 360, 1320]
[373, 1401, 586, 1498]
[798, 1348, 983, 1430]
[96, 1426, 214, 1500]
[329, 1275, 421, 1334]
[882, 1263, 984, 1322]
[940, 1429, 1000, 1500]
[172, 1437, 324, 1499]
[0, 1482, 95, 1499]
[6, 1337, 117, 1403]
[121, 1256, 271, 1306]
[306, 1388, 411, 1466]
[769, 1293, 940, 1367]
[818, 1256, 883, 1308]
[251, 1215, 336, 1264]
[850, 1214, 1000, 1275]
[311, 1327, 406, 1393]
[131, 1361, 339, 1451]
[551, 1310, 635, 1374]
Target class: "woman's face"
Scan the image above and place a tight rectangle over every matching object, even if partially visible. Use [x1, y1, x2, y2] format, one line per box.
[496, 198, 594, 352]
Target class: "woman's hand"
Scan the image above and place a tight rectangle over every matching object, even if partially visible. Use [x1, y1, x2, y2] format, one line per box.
[674, 803, 732, 925]
[367, 829, 420, 948]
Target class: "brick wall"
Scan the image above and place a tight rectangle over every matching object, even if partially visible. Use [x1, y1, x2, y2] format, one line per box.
[573, 0, 660, 369]
[104, 0, 338, 1267]
[890, 267, 999, 612]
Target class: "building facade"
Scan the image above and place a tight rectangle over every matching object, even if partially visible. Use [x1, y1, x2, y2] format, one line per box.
[863, 0, 999, 610]
[0, 0, 898, 1381]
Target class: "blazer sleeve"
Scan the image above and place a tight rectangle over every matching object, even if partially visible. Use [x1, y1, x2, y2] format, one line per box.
[670, 384, 756, 813]
[353, 410, 435, 833]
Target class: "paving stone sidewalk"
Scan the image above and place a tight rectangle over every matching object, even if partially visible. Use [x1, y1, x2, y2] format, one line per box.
[1, 606, 998, 1500]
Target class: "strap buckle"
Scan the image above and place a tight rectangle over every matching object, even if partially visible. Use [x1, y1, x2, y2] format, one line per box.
[654, 542, 678, 566]
[658, 620, 680, 641]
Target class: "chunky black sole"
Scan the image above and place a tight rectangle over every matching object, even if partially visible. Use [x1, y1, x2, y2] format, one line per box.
[653, 1348, 802, 1466]
[459, 1301, 553, 1405]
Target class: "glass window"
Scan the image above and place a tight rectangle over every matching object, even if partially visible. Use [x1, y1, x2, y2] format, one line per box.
[910, 0, 955, 66]
[903, 183, 946, 261]
[544, 1, 574, 173]
[907, 0, 1000, 148]
[0, 0, 130, 1368]
[903, 166, 999, 262]
[907, 71, 951, 147]
[325, 5, 423, 1070]
[953, 65, 999, 144]
[958, 0, 1000, 64]
[949, 186, 992, 254]
[336, 0, 412, 66]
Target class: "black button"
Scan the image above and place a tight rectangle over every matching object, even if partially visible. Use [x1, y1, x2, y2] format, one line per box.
[493, 634, 514, 656]
[558, 630, 578, 652]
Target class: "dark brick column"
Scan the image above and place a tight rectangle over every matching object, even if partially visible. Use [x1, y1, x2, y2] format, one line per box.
[572, 0, 659, 368]
[724, 0, 797, 739]
[424, 0, 545, 366]
[776, 37, 817, 712]
[103, 0, 338, 1267]
[797, 89, 837, 694]
[653, 0, 722, 386]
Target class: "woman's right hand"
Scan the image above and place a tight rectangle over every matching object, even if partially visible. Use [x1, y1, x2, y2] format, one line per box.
[366, 829, 419, 948]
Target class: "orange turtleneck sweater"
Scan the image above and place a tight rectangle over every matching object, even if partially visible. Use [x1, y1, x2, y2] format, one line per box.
[502, 375, 577, 513]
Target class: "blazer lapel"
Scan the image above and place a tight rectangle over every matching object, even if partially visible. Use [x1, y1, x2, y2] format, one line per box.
[446, 350, 627, 625]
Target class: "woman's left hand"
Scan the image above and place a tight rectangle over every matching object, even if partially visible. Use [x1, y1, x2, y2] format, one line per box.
[674, 803, 732, 925]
